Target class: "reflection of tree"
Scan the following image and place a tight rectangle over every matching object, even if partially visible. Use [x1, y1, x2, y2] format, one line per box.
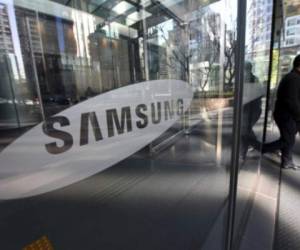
[224, 29, 236, 91]
[164, 31, 188, 77]
[147, 8, 236, 92]
[197, 12, 220, 93]
[155, 23, 190, 81]
[194, 11, 236, 93]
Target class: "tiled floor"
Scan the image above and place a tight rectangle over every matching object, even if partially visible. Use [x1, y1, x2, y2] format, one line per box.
[0, 106, 272, 250]
[0, 123, 232, 250]
[239, 157, 280, 250]
[274, 140, 300, 250]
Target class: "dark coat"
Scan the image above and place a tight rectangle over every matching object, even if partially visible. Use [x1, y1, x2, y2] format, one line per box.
[275, 69, 300, 122]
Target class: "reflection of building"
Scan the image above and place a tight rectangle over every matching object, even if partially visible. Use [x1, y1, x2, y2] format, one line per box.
[15, 6, 44, 98]
[88, 30, 132, 91]
[188, 8, 221, 92]
[278, 1, 300, 76]
[147, 20, 186, 81]
[248, 0, 273, 53]
[284, 15, 300, 47]
[167, 23, 188, 80]
[283, 0, 300, 17]
[246, 0, 273, 82]
[11, 1, 145, 118]
[15, 6, 91, 106]
[0, 4, 14, 54]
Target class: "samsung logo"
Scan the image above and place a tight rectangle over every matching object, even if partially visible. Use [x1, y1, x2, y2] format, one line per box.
[43, 99, 184, 155]
[0, 80, 193, 199]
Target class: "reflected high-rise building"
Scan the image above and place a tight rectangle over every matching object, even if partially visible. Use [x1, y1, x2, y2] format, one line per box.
[0, 1, 290, 250]
[283, 0, 300, 48]
[14, 6, 43, 99]
[246, 0, 273, 82]
[14, 6, 79, 116]
[278, 0, 300, 76]
[88, 28, 132, 91]
[283, 0, 300, 17]
[248, 0, 273, 53]
[0, 4, 14, 54]
[284, 15, 300, 47]
[188, 6, 221, 92]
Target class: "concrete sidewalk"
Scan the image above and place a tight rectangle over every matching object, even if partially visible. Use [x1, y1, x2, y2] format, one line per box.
[274, 140, 300, 250]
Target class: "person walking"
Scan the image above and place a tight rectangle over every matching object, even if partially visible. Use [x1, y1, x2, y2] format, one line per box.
[240, 62, 264, 161]
[263, 54, 300, 169]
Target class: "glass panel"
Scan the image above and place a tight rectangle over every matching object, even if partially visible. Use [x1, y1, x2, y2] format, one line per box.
[272, 1, 300, 97]
[0, 0, 237, 249]
[265, 1, 300, 171]
[233, 0, 274, 248]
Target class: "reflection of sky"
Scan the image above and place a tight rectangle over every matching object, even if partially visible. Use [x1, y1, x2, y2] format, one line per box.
[186, 0, 237, 30]
[0, 0, 25, 79]
[71, 8, 97, 59]
[209, 0, 237, 28]
[158, 19, 174, 46]
[56, 17, 65, 53]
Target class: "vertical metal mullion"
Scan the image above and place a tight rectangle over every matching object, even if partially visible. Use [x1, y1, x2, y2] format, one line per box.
[141, 5, 153, 153]
[36, 12, 50, 93]
[4, 55, 21, 128]
[26, 17, 46, 121]
[142, 11, 149, 81]
[216, 4, 226, 167]
[262, 0, 280, 144]
[225, 0, 247, 249]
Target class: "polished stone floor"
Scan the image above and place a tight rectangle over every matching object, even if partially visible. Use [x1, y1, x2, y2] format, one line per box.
[0, 113, 233, 250]
[273, 139, 300, 250]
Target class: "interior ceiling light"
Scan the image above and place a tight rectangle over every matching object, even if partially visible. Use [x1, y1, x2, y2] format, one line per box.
[126, 10, 152, 25]
[91, 0, 107, 5]
[112, 1, 135, 15]
[101, 22, 138, 39]
[140, 0, 152, 8]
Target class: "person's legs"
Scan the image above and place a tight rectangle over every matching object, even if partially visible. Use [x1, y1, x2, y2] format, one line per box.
[262, 135, 283, 154]
[279, 117, 297, 167]
[240, 103, 262, 160]
[248, 106, 262, 150]
[262, 112, 298, 168]
[240, 107, 251, 160]
[262, 113, 285, 153]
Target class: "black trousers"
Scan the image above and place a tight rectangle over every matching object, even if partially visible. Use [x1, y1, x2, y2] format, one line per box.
[241, 100, 262, 157]
[263, 110, 298, 163]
